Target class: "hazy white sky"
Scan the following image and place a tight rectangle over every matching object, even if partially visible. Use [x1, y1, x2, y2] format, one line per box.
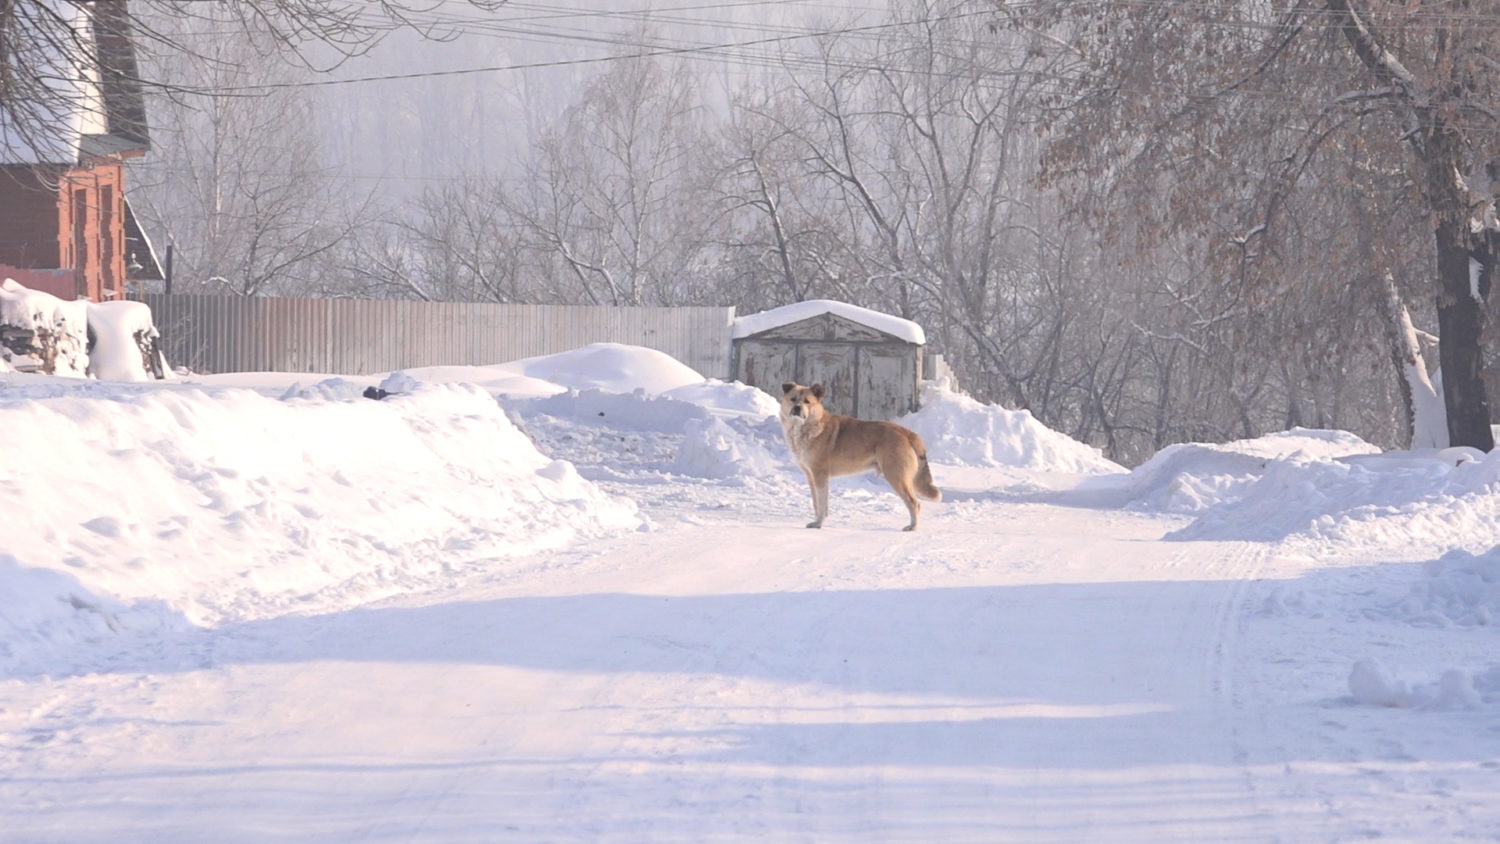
[315, 1, 882, 190]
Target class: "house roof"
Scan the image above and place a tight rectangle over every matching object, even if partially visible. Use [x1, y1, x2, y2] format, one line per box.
[731, 299, 926, 345]
[0, 1, 148, 166]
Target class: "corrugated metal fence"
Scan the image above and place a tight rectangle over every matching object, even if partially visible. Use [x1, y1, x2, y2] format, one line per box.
[142, 294, 736, 379]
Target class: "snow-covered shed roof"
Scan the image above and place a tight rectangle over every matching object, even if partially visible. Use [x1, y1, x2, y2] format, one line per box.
[731, 299, 925, 345]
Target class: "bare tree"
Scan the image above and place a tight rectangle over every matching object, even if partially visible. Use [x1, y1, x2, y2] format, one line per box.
[505, 51, 714, 306]
[128, 11, 369, 296]
[1029, 0, 1500, 450]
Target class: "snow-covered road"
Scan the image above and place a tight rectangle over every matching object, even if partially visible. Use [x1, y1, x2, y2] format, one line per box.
[8, 478, 1491, 841]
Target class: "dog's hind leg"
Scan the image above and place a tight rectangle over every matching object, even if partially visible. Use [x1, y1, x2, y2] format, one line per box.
[888, 474, 920, 531]
[878, 450, 922, 531]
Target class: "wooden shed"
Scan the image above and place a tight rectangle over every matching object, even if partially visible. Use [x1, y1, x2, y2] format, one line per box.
[731, 300, 925, 420]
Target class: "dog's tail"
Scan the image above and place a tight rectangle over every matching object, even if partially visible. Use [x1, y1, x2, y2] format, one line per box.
[915, 453, 941, 501]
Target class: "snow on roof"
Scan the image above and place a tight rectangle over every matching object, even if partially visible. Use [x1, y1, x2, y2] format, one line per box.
[731, 299, 925, 345]
[0, 2, 105, 165]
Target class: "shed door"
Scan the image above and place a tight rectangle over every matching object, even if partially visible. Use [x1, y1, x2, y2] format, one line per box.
[858, 346, 917, 420]
[736, 339, 797, 397]
[799, 342, 857, 416]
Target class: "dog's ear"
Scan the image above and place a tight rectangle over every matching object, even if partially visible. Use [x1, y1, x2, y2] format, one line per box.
[810, 384, 825, 399]
[781, 382, 796, 395]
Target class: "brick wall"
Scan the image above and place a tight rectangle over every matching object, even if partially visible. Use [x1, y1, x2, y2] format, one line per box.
[0, 167, 64, 270]
[0, 266, 78, 300]
[60, 162, 127, 301]
[0, 161, 129, 302]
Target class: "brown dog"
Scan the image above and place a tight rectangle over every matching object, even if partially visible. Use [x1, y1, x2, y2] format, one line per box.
[779, 382, 941, 530]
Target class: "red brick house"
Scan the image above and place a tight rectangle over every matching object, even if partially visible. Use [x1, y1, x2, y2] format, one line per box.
[0, 0, 155, 303]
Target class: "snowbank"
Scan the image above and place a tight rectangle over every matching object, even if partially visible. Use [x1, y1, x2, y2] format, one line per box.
[1163, 444, 1500, 553]
[899, 382, 1123, 474]
[662, 378, 781, 419]
[1344, 550, 1500, 711]
[1378, 546, 1500, 628]
[670, 416, 785, 480]
[503, 383, 789, 483]
[0, 382, 640, 676]
[1105, 429, 1380, 515]
[1088, 422, 1500, 554]
[502, 342, 707, 395]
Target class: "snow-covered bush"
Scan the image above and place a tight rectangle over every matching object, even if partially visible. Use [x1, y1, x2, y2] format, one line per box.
[87, 299, 172, 381]
[0, 278, 90, 376]
[0, 279, 170, 380]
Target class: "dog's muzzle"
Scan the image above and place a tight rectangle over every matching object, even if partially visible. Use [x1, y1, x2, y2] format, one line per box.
[790, 405, 803, 417]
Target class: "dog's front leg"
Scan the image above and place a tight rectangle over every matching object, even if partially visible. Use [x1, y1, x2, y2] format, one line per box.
[806, 467, 829, 528]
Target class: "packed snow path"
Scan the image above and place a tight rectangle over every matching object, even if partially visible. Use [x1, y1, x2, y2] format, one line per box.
[5, 471, 1491, 841]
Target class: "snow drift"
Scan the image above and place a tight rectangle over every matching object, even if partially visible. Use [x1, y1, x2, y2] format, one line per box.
[899, 382, 1123, 475]
[0, 381, 639, 677]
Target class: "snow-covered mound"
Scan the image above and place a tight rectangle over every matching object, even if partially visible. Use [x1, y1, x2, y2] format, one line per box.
[502, 342, 707, 395]
[1130, 430, 1500, 553]
[1347, 657, 1498, 710]
[501, 384, 789, 484]
[899, 382, 1123, 474]
[396, 364, 566, 399]
[0, 382, 640, 677]
[1377, 546, 1500, 628]
[662, 379, 781, 419]
[516, 387, 715, 433]
[670, 416, 786, 480]
[1111, 428, 1381, 515]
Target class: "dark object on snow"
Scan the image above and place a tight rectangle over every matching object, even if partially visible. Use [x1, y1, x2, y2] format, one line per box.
[362, 386, 390, 400]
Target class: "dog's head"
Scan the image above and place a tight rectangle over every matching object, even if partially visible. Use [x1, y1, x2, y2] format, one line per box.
[780, 382, 826, 422]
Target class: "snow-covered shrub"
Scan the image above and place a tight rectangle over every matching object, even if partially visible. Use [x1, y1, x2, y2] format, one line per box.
[86, 299, 171, 381]
[0, 279, 170, 380]
[0, 278, 90, 376]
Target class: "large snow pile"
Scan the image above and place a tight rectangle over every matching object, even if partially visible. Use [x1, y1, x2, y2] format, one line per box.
[1101, 427, 1500, 553]
[669, 415, 786, 480]
[0, 382, 640, 677]
[0, 277, 89, 376]
[502, 342, 707, 395]
[501, 377, 788, 483]
[1166, 445, 1500, 553]
[899, 382, 1124, 474]
[1107, 428, 1381, 515]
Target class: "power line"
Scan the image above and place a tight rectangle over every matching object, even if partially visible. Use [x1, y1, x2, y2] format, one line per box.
[214, 10, 1001, 91]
